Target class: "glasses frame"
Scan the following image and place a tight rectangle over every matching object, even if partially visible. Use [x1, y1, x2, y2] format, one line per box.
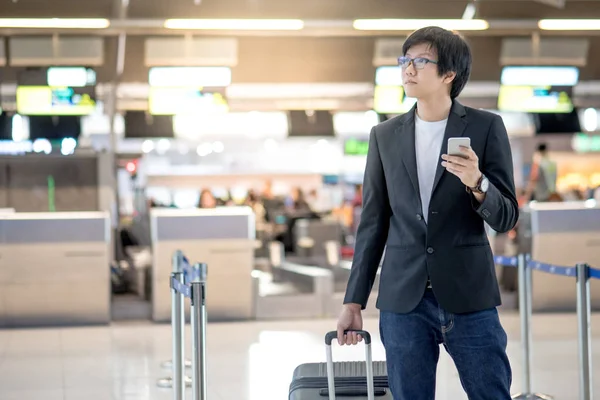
[397, 56, 438, 70]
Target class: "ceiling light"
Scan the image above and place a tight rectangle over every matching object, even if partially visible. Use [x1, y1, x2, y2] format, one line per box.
[462, 3, 477, 20]
[0, 18, 110, 29]
[353, 19, 489, 31]
[196, 143, 213, 157]
[583, 108, 598, 132]
[142, 140, 154, 154]
[164, 19, 304, 30]
[538, 19, 600, 30]
[212, 141, 224, 153]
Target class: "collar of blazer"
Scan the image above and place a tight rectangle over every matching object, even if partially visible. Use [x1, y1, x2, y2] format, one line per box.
[394, 99, 469, 209]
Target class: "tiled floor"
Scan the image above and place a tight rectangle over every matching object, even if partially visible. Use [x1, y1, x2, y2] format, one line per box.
[0, 312, 599, 400]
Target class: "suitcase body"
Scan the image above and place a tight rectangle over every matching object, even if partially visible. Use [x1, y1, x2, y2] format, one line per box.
[289, 361, 392, 399]
[288, 331, 393, 399]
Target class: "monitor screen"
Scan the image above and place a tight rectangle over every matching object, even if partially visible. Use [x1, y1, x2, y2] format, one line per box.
[374, 85, 404, 114]
[16, 67, 97, 116]
[287, 110, 334, 137]
[0, 113, 12, 140]
[322, 174, 340, 185]
[500, 66, 579, 87]
[28, 116, 81, 140]
[16, 86, 97, 116]
[373, 85, 416, 114]
[18, 67, 96, 87]
[497, 85, 574, 113]
[124, 111, 175, 138]
[532, 109, 581, 134]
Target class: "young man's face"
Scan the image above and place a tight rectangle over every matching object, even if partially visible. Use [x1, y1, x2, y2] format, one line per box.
[402, 42, 455, 100]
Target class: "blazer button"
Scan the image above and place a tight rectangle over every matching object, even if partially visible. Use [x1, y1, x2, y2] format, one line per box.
[416, 214, 422, 221]
[427, 247, 434, 254]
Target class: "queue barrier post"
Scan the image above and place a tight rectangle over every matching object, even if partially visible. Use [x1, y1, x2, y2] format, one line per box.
[157, 250, 192, 389]
[576, 263, 593, 400]
[158, 262, 208, 400]
[492, 254, 554, 400]
[190, 277, 207, 400]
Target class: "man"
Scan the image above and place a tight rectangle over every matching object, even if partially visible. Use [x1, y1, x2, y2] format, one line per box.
[337, 26, 519, 399]
[524, 143, 559, 202]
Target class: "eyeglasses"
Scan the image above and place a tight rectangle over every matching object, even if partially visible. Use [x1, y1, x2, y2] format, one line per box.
[397, 56, 438, 70]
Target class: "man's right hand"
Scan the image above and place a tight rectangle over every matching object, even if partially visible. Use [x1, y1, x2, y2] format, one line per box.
[336, 303, 363, 346]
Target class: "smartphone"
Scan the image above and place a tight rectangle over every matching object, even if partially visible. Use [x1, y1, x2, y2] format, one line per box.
[447, 137, 471, 158]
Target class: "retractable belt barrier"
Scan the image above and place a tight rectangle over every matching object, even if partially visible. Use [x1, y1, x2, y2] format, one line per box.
[493, 254, 599, 400]
[156, 250, 208, 400]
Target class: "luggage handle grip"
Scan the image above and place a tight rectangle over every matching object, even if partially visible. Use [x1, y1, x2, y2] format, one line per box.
[325, 330, 372, 346]
[324, 330, 375, 400]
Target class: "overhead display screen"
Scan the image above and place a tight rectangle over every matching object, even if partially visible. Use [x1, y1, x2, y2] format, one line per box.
[148, 87, 228, 115]
[497, 85, 574, 114]
[147, 66, 231, 116]
[374, 85, 404, 114]
[17, 86, 96, 116]
[373, 85, 416, 114]
[16, 67, 97, 116]
[500, 66, 579, 87]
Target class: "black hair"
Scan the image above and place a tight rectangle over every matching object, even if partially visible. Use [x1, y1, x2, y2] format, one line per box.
[537, 143, 548, 153]
[402, 26, 472, 99]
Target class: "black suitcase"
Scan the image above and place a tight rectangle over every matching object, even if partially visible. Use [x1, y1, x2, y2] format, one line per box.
[289, 330, 393, 399]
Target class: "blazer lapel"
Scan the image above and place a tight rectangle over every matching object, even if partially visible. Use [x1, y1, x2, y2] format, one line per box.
[431, 100, 469, 196]
[396, 106, 422, 211]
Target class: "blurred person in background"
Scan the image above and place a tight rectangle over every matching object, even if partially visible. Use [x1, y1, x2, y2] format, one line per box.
[524, 143, 560, 202]
[306, 188, 328, 213]
[351, 184, 363, 208]
[337, 27, 517, 400]
[197, 189, 217, 209]
[245, 189, 266, 226]
[289, 187, 312, 213]
[351, 184, 363, 234]
[219, 189, 236, 206]
[261, 180, 274, 201]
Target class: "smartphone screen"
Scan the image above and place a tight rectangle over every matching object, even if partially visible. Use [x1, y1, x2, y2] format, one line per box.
[447, 137, 471, 157]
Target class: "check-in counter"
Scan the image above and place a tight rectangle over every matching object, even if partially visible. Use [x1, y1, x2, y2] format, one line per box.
[0, 212, 111, 327]
[530, 201, 600, 311]
[151, 207, 255, 322]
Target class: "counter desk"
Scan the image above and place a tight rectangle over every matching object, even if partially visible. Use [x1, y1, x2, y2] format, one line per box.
[530, 201, 600, 312]
[151, 207, 256, 322]
[0, 212, 111, 327]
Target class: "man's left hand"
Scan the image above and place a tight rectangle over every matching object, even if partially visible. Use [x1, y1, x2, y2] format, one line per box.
[441, 146, 482, 188]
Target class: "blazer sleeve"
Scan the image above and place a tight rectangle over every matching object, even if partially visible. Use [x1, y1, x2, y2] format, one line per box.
[343, 127, 391, 309]
[472, 114, 519, 233]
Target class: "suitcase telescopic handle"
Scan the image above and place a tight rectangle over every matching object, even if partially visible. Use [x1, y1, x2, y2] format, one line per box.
[324, 330, 375, 400]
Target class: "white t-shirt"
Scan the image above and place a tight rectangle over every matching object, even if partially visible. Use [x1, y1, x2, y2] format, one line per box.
[415, 114, 447, 223]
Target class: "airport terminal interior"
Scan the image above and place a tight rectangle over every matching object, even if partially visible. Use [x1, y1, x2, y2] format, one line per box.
[1, 0, 600, 399]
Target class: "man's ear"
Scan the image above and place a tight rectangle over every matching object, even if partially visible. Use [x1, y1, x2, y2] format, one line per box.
[443, 71, 456, 84]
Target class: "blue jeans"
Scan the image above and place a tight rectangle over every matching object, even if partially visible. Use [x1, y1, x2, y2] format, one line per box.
[379, 289, 512, 400]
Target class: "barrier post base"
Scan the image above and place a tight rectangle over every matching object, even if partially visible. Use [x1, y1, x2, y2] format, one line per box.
[511, 393, 553, 400]
[156, 375, 193, 388]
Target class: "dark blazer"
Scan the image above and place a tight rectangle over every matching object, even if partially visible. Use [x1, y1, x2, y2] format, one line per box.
[343, 100, 519, 315]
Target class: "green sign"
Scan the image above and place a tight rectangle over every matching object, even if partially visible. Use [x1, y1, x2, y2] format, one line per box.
[572, 133, 600, 153]
[344, 138, 369, 156]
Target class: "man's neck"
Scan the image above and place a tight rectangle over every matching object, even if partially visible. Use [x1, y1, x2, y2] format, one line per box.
[416, 96, 453, 122]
